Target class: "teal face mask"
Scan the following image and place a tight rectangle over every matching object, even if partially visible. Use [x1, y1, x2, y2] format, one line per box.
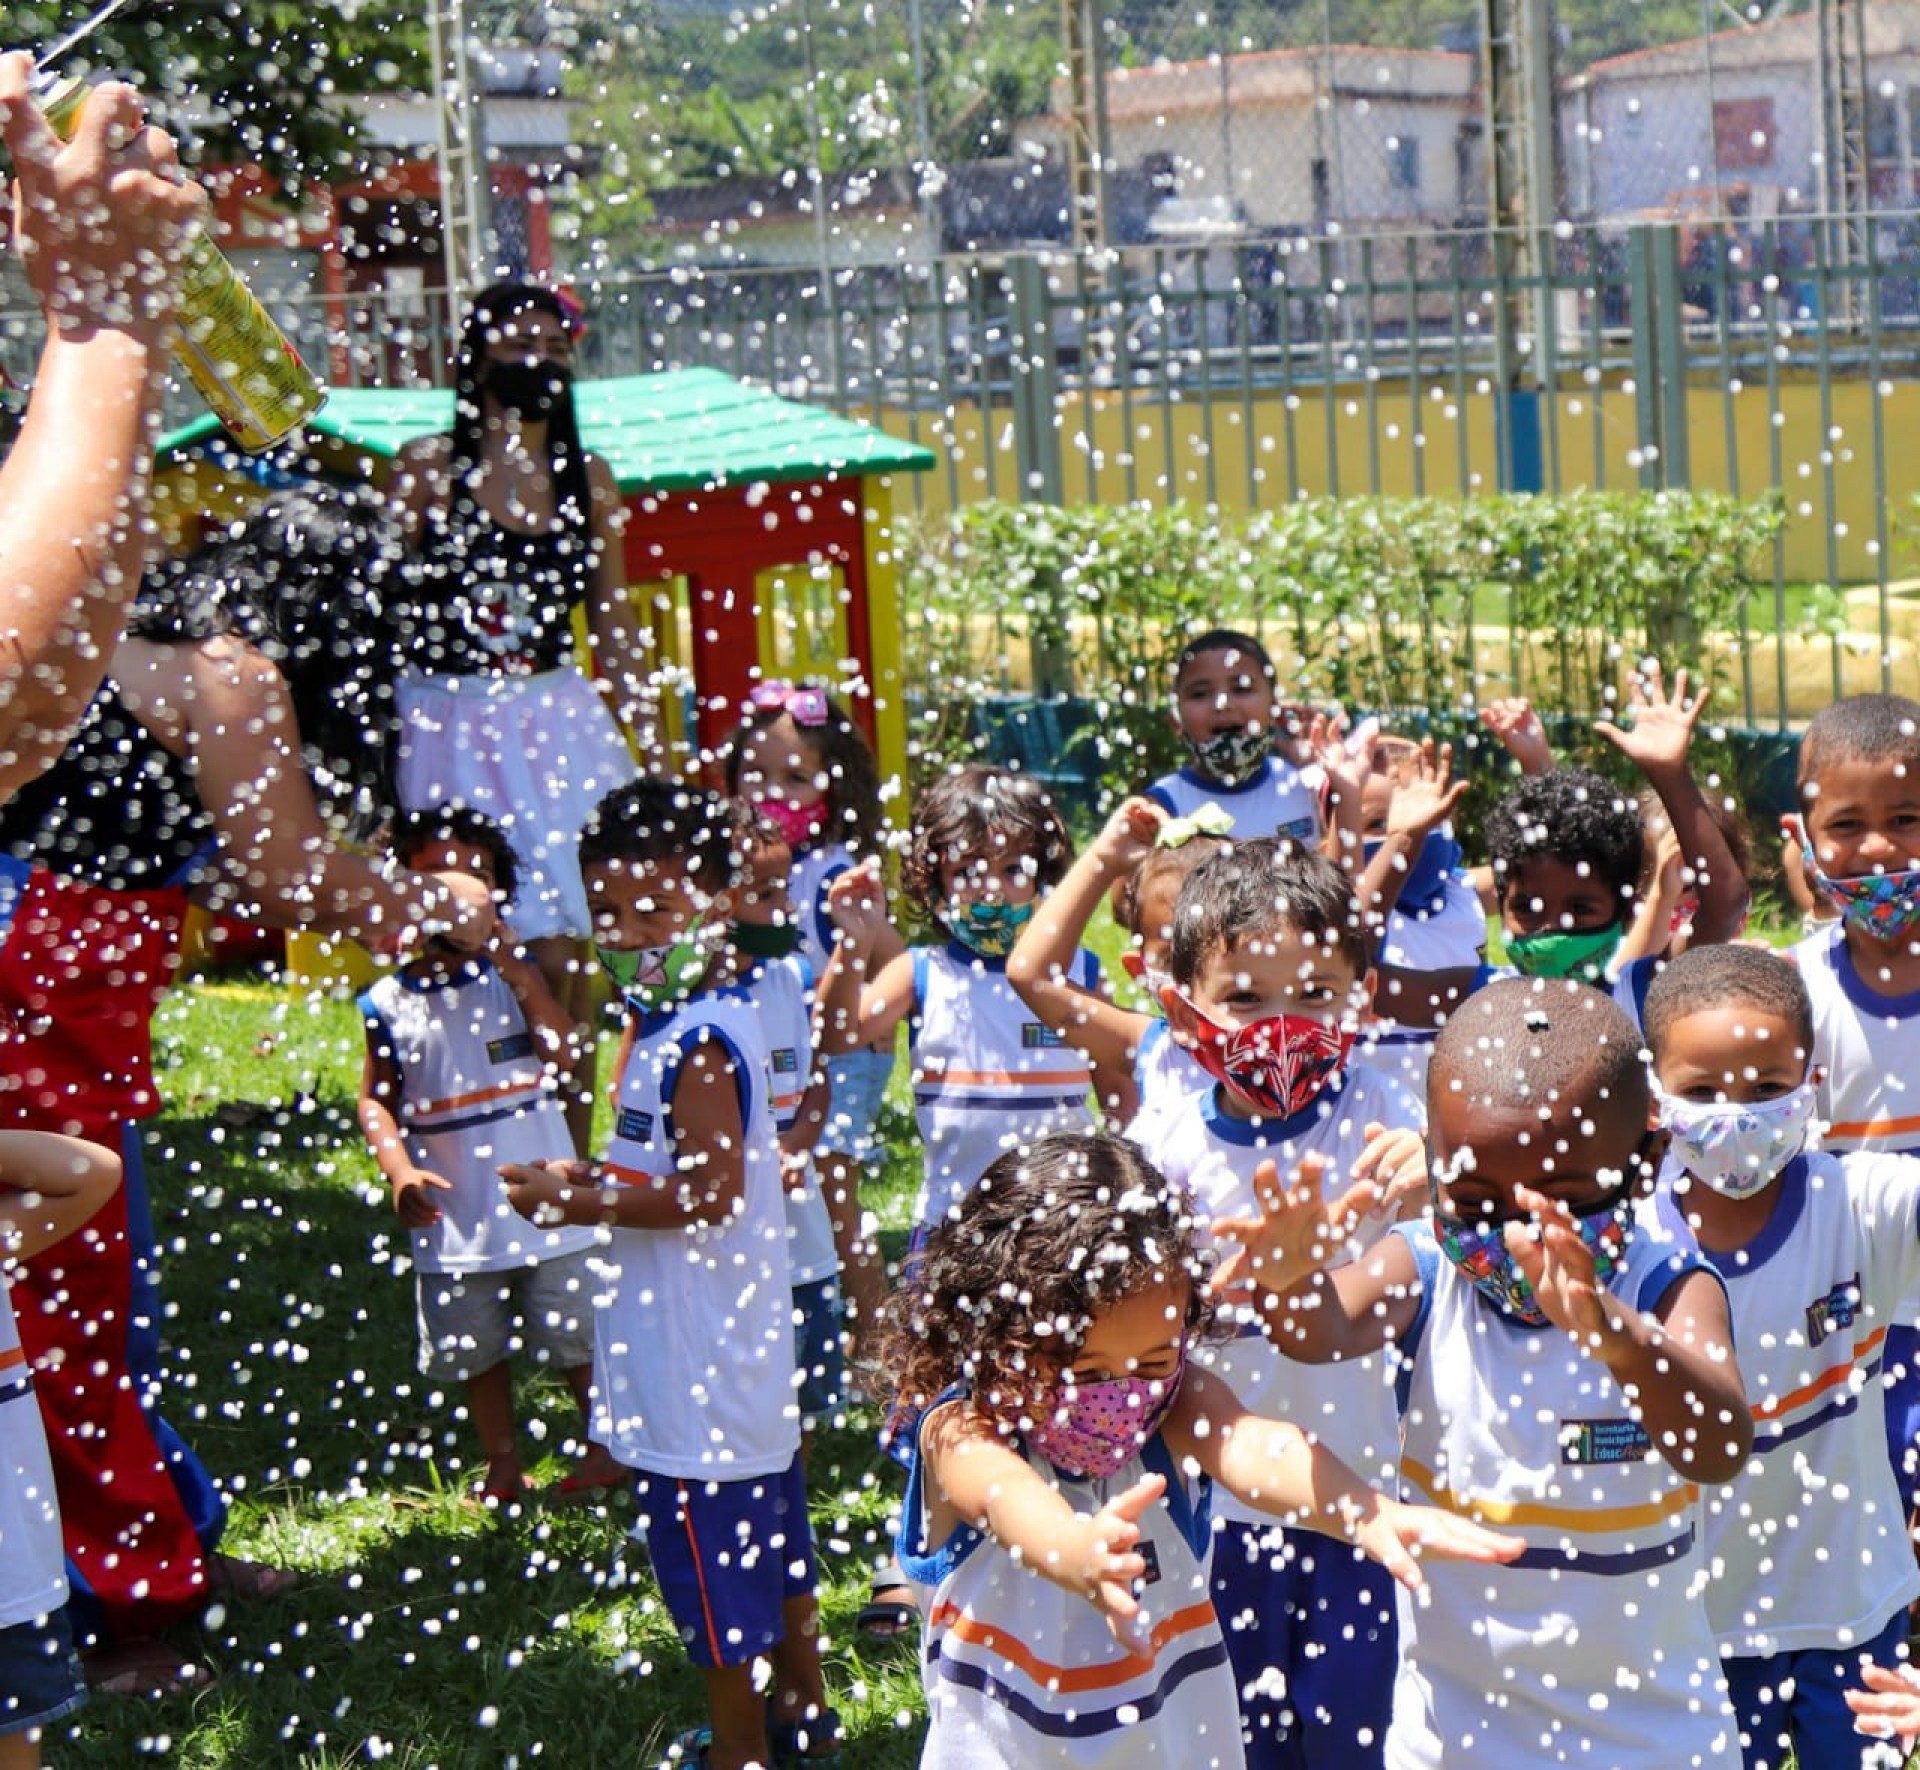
[947, 899, 1035, 958]
[1505, 922, 1623, 985]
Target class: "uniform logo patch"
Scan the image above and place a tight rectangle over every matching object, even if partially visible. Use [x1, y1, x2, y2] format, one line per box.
[1559, 1418, 1654, 1465]
[1136, 1540, 1162, 1587]
[1021, 1023, 1066, 1049]
[1806, 1274, 1863, 1349]
[487, 1032, 535, 1064]
[615, 1107, 655, 1144]
[772, 1047, 800, 1073]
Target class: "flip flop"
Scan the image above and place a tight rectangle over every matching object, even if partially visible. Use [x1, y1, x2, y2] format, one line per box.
[85, 1639, 218, 1700]
[855, 1589, 919, 1641]
[205, 1554, 300, 1601]
[770, 1702, 845, 1767]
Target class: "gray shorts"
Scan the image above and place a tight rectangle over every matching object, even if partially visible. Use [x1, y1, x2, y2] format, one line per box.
[415, 1249, 596, 1381]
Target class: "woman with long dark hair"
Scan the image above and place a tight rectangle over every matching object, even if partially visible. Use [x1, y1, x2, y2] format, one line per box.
[391, 284, 656, 1149]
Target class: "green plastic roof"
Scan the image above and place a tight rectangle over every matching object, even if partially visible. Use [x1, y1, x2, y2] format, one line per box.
[156, 367, 934, 490]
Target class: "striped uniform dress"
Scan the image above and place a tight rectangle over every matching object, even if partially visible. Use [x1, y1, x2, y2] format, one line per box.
[0, 1289, 65, 1631]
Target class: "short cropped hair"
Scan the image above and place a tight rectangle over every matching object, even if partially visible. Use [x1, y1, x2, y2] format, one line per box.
[1799, 693, 1920, 799]
[390, 803, 520, 906]
[578, 778, 737, 889]
[1643, 944, 1814, 1061]
[1168, 838, 1370, 987]
[1173, 628, 1276, 685]
[1483, 766, 1644, 914]
[1429, 975, 1649, 1128]
[902, 766, 1073, 915]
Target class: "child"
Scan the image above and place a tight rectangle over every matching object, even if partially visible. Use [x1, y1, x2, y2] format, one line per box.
[819, 765, 1116, 1238]
[0, 1131, 121, 1766]
[886, 1129, 1523, 1770]
[502, 779, 832, 1770]
[357, 806, 614, 1505]
[1005, 795, 1224, 1139]
[1233, 976, 1751, 1769]
[1482, 664, 1745, 1000]
[1148, 630, 1323, 843]
[732, 816, 844, 1443]
[1134, 836, 1424, 1768]
[1786, 693, 1920, 1515]
[1646, 945, 1919, 1770]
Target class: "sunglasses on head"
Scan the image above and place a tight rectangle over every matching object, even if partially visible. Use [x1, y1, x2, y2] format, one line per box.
[748, 680, 831, 728]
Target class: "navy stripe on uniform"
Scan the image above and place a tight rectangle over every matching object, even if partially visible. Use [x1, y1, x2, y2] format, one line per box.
[928, 1637, 1232, 1740]
[1507, 1526, 1695, 1577]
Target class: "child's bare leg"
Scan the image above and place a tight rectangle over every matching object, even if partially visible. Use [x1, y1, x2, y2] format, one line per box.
[560, 1363, 624, 1483]
[465, 1361, 522, 1491]
[701, 1662, 769, 1770]
[0, 1729, 42, 1770]
[769, 1593, 831, 1743]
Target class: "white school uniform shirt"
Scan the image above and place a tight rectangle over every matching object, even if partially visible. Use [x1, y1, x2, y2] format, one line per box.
[1656, 1150, 1920, 1656]
[744, 953, 839, 1287]
[359, 959, 597, 1274]
[898, 1395, 1245, 1770]
[1387, 1202, 1738, 1770]
[1135, 1060, 1422, 1507]
[1794, 924, 1920, 1157]
[1145, 756, 1322, 844]
[595, 987, 798, 1478]
[788, 839, 856, 983]
[910, 943, 1098, 1232]
[1121, 1018, 1211, 1146]
[0, 1290, 64, 1630]
[1363, 870, 1486, 1103]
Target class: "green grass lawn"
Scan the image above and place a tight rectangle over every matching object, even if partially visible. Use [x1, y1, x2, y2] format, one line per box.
[42, 979, 938, 1769]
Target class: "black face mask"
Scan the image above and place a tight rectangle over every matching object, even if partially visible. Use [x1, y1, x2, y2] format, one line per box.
[484, 358, 571, 418]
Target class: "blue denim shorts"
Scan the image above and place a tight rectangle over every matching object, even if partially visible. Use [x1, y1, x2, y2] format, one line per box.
[0, 1604, 86, 1737]
[816, 1047, 893, 1159]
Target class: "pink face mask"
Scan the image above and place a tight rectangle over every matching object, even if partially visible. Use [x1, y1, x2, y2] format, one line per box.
[1025, 1356, 1186, 1480]
[759, 794, 829, 851]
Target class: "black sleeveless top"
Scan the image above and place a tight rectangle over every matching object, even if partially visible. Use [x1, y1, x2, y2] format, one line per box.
[0, 685, 215, 891]
[400, 495, 600, 678]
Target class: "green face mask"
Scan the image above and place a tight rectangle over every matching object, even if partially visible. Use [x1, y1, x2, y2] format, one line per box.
[731, 919, 801, 961]
[597, 913, 715, 1011]
[1505, 922, 1624, 985]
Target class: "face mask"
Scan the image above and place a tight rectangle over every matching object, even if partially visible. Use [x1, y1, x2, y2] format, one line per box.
[1432, 1169, 1636, 1328]
[758, 794, 828, 852]
[485, 358, 571, 418]
[1025, 1357, 1185, 1481]
[948, 899, 1035, 958]
[1794, 817, 1920, 944]
[597, 911, 714, 1011]
[732, 919, 801, 961]
[1178, 998, 1355, 1122]
[1658, 1082, 1815, 1199]
[1120, 949, 1175, 1013]
[1505, 922, 1624, 984]
[1363, 830, 1463, 915]
[1183, 724, 1271, 789]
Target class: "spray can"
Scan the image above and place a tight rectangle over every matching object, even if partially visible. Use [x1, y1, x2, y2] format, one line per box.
[36, 75, 327, 452]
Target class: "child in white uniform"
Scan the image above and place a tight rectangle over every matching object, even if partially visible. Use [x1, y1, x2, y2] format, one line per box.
[1648, 943, 1920, 1769]
[1232, 977, 1751, 1770]
[885, 1130, 1521, 1770]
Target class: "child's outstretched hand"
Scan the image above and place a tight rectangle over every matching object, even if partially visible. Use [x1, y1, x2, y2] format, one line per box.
[825, 857, 889, 953]
[1478, 697, 1553, 775]
[1385, 739, 1469, 842]
[1069, 1471, 1165, 1655]
[1209, 1154, 1382, 1300]
[1092, 798, 1166, 873]
[393, 1167, 451, 1229]
[1593, 660, 1704, 777]
[501, 1158, 595, 1228]
[1846, 1662, 1920, 1745]
[1345, 1495, 1526, 1597]
[1505, 1184, 1613, 1343]
[1349, 1122, 1432, 1219]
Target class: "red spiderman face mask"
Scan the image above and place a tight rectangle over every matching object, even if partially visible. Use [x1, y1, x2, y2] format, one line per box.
[1168, 993, 1356, 1122]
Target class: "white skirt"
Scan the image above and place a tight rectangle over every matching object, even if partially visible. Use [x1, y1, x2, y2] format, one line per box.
[395, 665, 638, 942]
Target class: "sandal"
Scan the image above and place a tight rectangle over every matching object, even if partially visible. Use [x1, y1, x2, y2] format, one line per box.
[770, 1703, 844, 1767]
[205, 1553, 300, 1601]
[855, 1584, 918, 1641]
[84, 1638, 218, 1700]
[666, 1726, 710, 1767]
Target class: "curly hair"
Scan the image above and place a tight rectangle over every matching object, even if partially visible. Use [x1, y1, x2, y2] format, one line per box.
[1483, 766, 1644, 914]
[721, 688, 884, 855]
[390, 803, 521, 907]
[578, 778, 738, 889]
[880, 1133, 1219, 1429]
[901, 765, 1073, 916]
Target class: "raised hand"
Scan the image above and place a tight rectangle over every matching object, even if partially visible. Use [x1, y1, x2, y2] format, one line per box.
[1092, 797, 1167, 873]
[1346, 1495, 1526, 1595]
[1209, 1154, 1384, 1300]
[1072, 1472, 1165, 1654]
[1477, 697, 1553, 775]
[1504, 1185, 1613, 1343]
[1593, 660, 1705, 777]
[824, 856, 890, 953]
[1385, 739, 1469, 842]
[1349, 1122, 1431, 1219]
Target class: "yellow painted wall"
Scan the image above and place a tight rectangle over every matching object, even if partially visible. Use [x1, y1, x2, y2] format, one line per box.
[866, 371, 1909, 589]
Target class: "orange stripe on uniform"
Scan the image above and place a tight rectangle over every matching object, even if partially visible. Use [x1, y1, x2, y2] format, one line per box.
[679, 1480, 728, 1665]
[1825, 1114, 1920, 1142]
[407, 1077, 541, 1118]
[927, 1598, 1217, 1692]
[0, 1345, 25, 1377]
[913, 1068, 1093, 1087]
[1753, 1325, 1889, 1422]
